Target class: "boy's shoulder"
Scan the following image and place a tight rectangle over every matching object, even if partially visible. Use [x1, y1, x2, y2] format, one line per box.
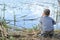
[40, 16, 53, 20]
[48, 17, 53, 20]
[41, 16, 52, 19]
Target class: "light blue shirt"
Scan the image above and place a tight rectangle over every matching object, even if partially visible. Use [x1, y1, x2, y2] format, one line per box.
[40, 16, 56, 32]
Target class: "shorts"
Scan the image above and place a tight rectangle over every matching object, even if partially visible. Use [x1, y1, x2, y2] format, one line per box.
[41, 30, 54, 38]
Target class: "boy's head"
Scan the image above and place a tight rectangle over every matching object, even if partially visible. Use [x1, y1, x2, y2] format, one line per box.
[43, 9, 50, 16]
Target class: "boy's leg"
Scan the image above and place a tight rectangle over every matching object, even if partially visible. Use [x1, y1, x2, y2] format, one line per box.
[41, 33, 48, 40]
[46, 32, 54, 40]
[41, 31, 53, 40]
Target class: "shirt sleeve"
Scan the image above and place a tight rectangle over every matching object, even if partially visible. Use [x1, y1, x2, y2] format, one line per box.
[40, 17, 43, 24]
[39, 17, 43, 31]
[52, 19, 56, 25]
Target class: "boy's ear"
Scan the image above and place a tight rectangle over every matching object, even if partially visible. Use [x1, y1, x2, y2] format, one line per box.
[42, 13, 45, 16]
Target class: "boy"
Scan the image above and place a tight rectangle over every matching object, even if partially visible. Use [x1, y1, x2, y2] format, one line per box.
[40, 9, 56, 40]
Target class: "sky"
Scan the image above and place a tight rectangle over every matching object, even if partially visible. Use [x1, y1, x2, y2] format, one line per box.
[0, 0, 60, 30]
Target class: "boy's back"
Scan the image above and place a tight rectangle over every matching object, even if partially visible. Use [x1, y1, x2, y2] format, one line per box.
[40, 16, 55, 32]
[40, 9, 56, 38]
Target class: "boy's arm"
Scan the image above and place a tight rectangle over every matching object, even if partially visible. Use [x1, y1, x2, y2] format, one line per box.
[39, 17, 43, 31]
[52, 19, 56, 25]
[40, 17, 42, 24]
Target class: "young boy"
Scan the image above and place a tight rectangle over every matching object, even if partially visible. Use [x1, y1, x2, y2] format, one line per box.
[40, 9, 56, 40]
